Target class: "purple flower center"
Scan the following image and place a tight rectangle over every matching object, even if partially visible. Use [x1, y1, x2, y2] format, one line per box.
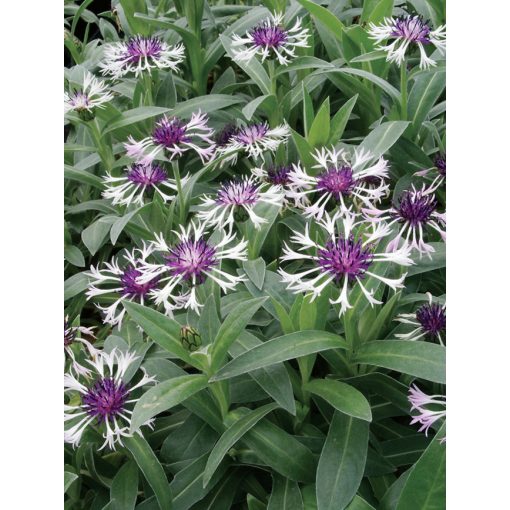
[82, 378, 129, 424]
[121, 267, 160, 297]
[69, 91, 90, 110]
[266, 165, 291, 185]
[317, 167, 357, 200]
[391, 16, 431, 44]
[216, 180, 259, 206]
[234, 123, 269, 145]
[64, 320, 76, 347]
[416, 303, 446, 337]
[165, 238, 217, 283]
[394, 190, 437, 226]
[152, 117, 190, 147]
[435, 154, 446, 176]
[251, 23, 288, 49]
[127, 164, 168, 187]
[317, 236, 373, 282]
[125, 35, 163, 63]
[215, 124, 239, 147]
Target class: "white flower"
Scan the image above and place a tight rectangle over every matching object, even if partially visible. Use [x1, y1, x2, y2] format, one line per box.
[102, 163, 188, 207]
[86, 244, 159, 327]
[278, 210, 413, 317]
[64, 316, 97, 377]
[64, 348, 156, 450]
[100, 35, 184, 78]
[64, 71, 113, 114]
[368, 15, 446, 69]
[231, 12, 310, 66]
[197, 175, 284, 231]
[287, 147, 390, 220]
[136, 220, 248, 314]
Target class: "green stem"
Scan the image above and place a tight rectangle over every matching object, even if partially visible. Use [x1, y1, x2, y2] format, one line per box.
[89, 119, 114, 172]
[400, 62, 408, 121]
[143, 72, 153, 106]
[172, 160, 186, 224]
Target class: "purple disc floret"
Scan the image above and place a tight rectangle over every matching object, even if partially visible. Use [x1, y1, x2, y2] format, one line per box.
[152, 117, 190, 147]
[127, 164, 168, 186]
[216, 180, 259, 206]
[435, 154, 446, 176]
[391, 16, 431, 44]
[251, 23, 288, 48]
[82, 378, 129, 424]
[267, 165, 292, 185]
[317, 166, 357, 200]
[393, 190, 437, 226]
[234, 123, 269, 145]
[121, 267, 160, 297]
[165, 238, 218, 283]
[317, 236, 374, 283]
[126, 35, 163, 62]
[416, 302, 446, 337]
[215, 124, 239, 147]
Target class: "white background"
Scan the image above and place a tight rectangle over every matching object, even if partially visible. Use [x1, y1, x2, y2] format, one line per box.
[0, 0, 508, 507]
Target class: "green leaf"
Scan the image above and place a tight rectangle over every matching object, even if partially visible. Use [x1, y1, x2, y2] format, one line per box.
[64, 164, 103, 189]
[243, 258, 266, 291]
[211, 331, 347, 381]
[64, 272, 90, 301]
[396, 424, 446, 509]
[64, 245, 85, 267]
[110, 204, 149, 245]
[268, 474, 303, 510]
[110, 461, 139, 510]
[246, 201, 281, 259]
[103, 107, 171, 135]
[316, 412, 369, 510]
[124, 435, 172, 510]
[130, 374, 209, 432]
[171, 94, 244, 118]
[408, 243, 445, 276]
[346, 495, 377, 510]
[81, 215, 117, 256]
[64, 471, 78, 493]
[210, 296, 267, 372]
[242, 95, 277, 121]
[408, 70, 446, 138]
[305, 379, 372, 422]
[329, 94, 358, 144]
[296, 0, 345, 42]
[354, 341, 446, 384]
[308, 97, 330, 147]
[290, 128, 316, 169]
[359, 121, 410, 160]
[119, 0, 148, 35]
[198, 295, 221, 346]
[123, 301, 196, 366]
[361, 0, 394, 23]
[203, 403, 279, 488]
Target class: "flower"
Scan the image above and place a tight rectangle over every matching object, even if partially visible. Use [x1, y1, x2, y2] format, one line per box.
[102, 163, 188, 207]
[287, 147, 389, 220]
[197, 175, 284, 231]
[64, 71, 113, 114]
[364, 183, 446, 257]
[124, 111, 215, 165]
[64, 316, 97, 377]
[252, 164, 292, 186]
[86, 244, 160, 327]
[396, 293, 446, 345]
[278, 211, 413, 316]
[100, 35, 184, 78]
[408, 384, 446, 439]
[231, 12, 309, 65]
[64, 348, 156, 450]
[136, 220, 248, 313]
[368, 15, 446, 69]
[415, 153, 446, 188]
[215, 122, 290, 165]
[214, 123, 239, 147]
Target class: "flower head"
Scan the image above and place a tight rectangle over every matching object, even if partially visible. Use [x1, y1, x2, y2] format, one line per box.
[415, 152, 446, 188]
[102, 163, 188, 207]
[124, 111, 215, 165]
[64, 348, 156, 450]
[100, 35, 184, 78]
[278, 211, 413, 316]
[64, 71, 113, 115]
[287, 147, 389, 220]
[214, 123, 239, 147]
[231, 12, 309, 66]
[64, 316, 97, 377]
[364, 183, 446, 257]
[197, 175, 284, 231]
[215, 122, 290, 165]
[396, 293, 446, 344]
[408, 384, 446, 438]
[368, 15, 446, 69]
[136, 220, 248, 313]
[86, 244, 159, 327]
